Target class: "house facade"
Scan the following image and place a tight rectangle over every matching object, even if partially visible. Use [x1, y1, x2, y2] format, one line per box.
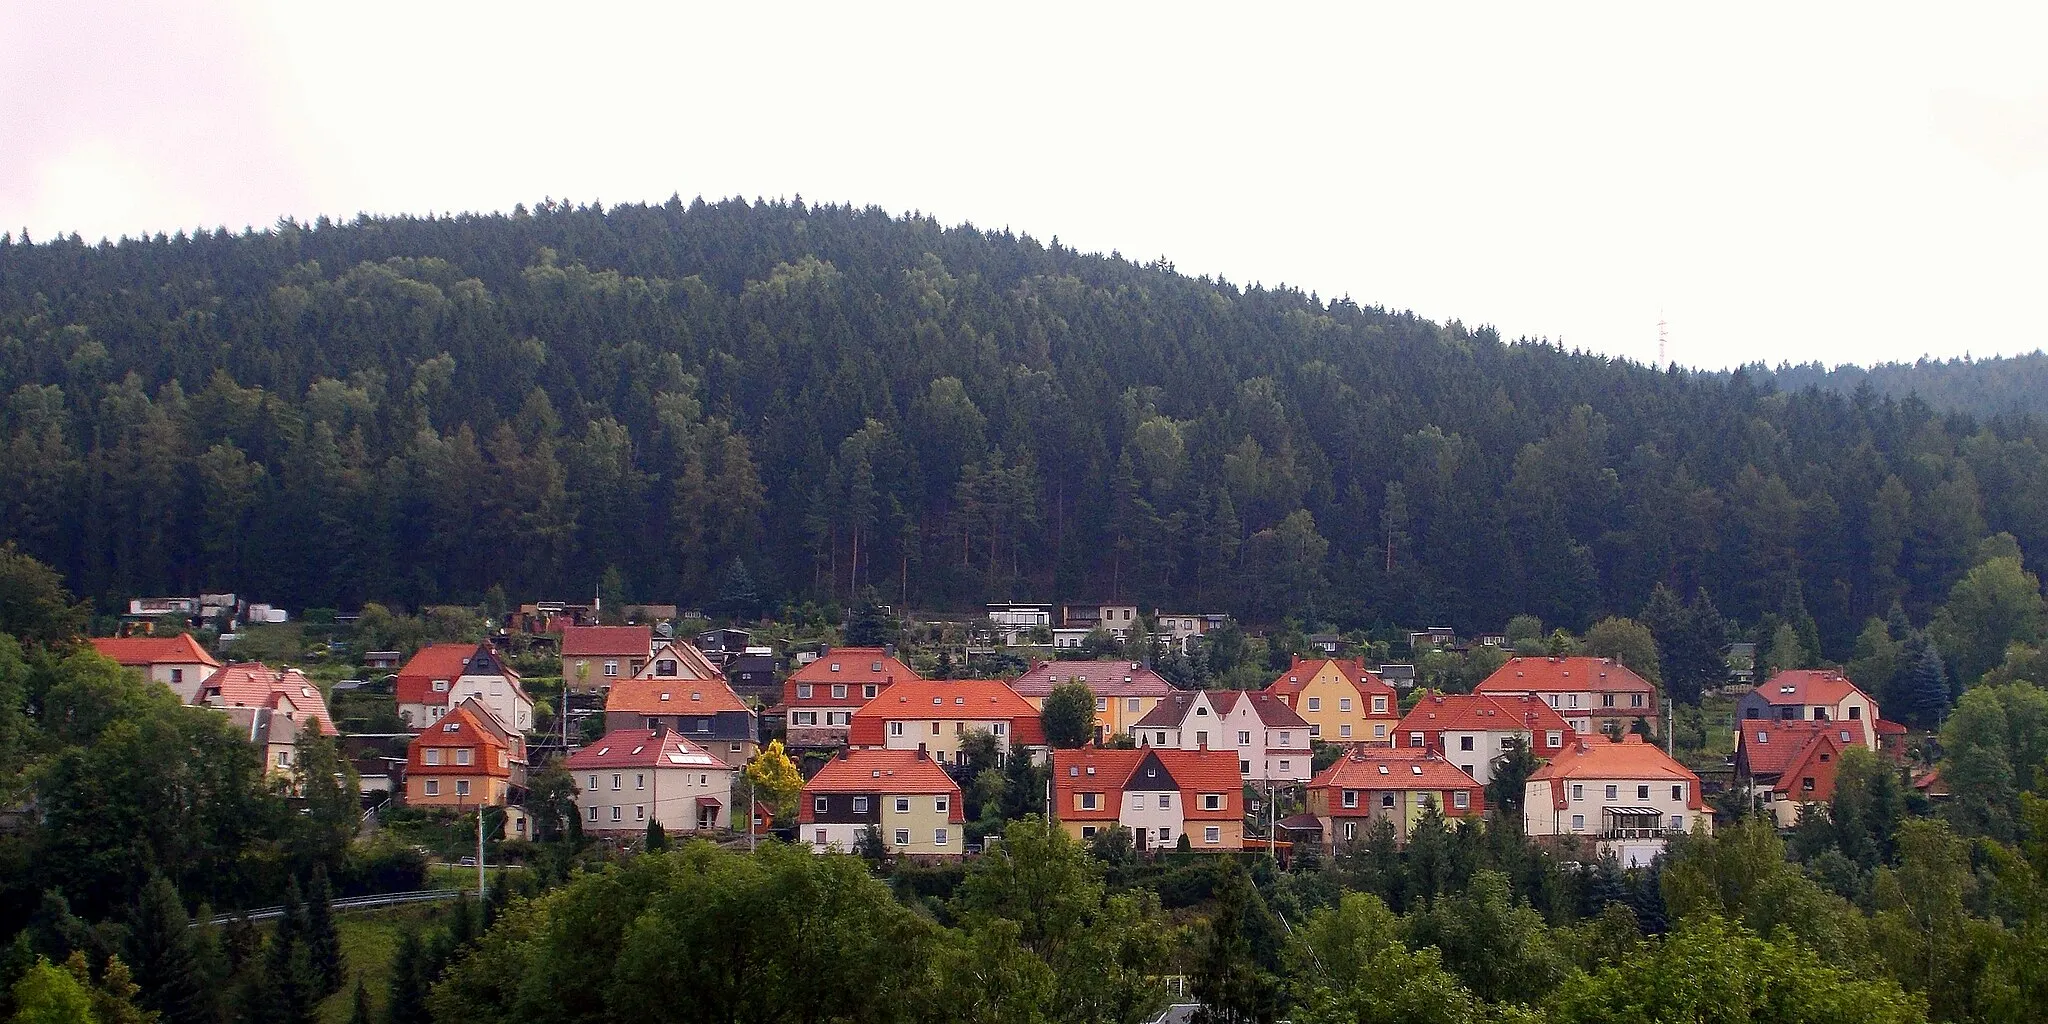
[1051, 747, 1243, 852]
[1009, 660, 1176, 742]
[987, 602, 1054, 646]
[404, 700, 515, 809]
[395, 642, 534, 734]
[1307, 748, 1484, 847]
[1260, 656, 1400, 745]
[846, 679, 1047, 765]
[603, 676, 758, 766]
[1395, 693, 1576, 786]
[90, 634, 221, 703]
[798, 749, 965, 858]
[198, 663, 339, 775]
[1061, 603, 1141, 639]
[1524, 734, 1708, 866]
[567, 727, 735, 834]
[1475, 657, 1661, 735]
[1132, 690, 1312, 783]
[1737, 670, 1884, 751]
[1734, 719, 1861, 826]
[561, 625, 653, 692]
[780, 647, 915, 748]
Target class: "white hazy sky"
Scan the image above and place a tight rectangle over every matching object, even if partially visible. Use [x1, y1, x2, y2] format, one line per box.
[4, 2, 2046, 370]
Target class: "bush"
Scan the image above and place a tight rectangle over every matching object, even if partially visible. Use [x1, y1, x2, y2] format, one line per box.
[1156, 858, 1230, 908]
[338, 839, 430, 896]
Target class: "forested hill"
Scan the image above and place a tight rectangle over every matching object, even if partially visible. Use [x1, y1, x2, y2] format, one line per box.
[1758, 354, 2048, 421]
[2, 197, 2045, 660]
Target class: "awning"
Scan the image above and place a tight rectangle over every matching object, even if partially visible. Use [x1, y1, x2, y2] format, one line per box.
[1601, 806, 1663, 816]
[695, 796, 722, 807]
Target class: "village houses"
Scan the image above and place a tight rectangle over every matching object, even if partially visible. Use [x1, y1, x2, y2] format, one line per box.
[1305, 747, 1485, 847]
[404, 698, 520, 815]
[603, 674, 759, 767]
[799, 748, 965, 858]
[1051, 747, 1244, 852]
[1010, 660, 1175, 743]
[1524, 734, 1708, 867]
[199, 662, 338, 774]
[1132, 690, 1312, 783]
[561, 624, 654, 692]
[846, 678, 1046, 765]
[567, 726, 735, 835]
[1260, 656, 1401, 745]
[780, 647, 915, 749]
[1734, 718, 1865, 827]
[89, 634, 221, 703]
[1475, 656, 1662, 735]
[395, 642, 534, 734]
[1737, 669, 1888, 751]
[1396, 692, 1576, 786]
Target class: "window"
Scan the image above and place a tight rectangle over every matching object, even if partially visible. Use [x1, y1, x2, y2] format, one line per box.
[894, 829, 910, 846]
[1381, 794, 1395, 808]
[1096, 697, 1109, 712]
[1605, 784, 1618, 799]
[611, 806, 622, 822]
[935, 828, 949, 846]
[814, 796, 828, 813]
[1802, 776, 1816, 792]
[1339, 725, 1352, 738]
[1571, 784, 1584, 800]
[932, 722, 941, 735]
[587, 774, 598, 790]
[611, 774, 622, 791]
[424, 780, 440, 796]
[1158, 794, 1171, 808]
[1205, 826, 1221, 844]
[1459, 736, 1475, 752]
[1127, 698, 1140, 712]
[1546, 694, 1560, 708]
[1670, 815, 1684, 831]
[657, 659, 677, 676]
[864, 684, 878, 698]
[991, 723, 1006, 736]
[276, 750, 291, 767]
[1278, 731, 1291, 745]
[1672, 784, 1684, 800]
[635, 773, 645, 790]
[1342, 790, 1358, 808]
[1461, 765, 1474, 777]
[853, 796, 869, 812]
[432, 680, 449, 692]
[1158, 828, 1171, 843]
[1631, 693, 1645, 708]
[587, 805, 598, 821]
[1080, 793, 1099, 810]
[1306, 697, 1321, 711]
[1848, 705, 1862, 720]
[1309, 724, 1322, 739]
[889, 722, 905, 737]
[698, 719, 711, 733]
[1601, 693, 1615, 707]
[1343, 822, 1356, 840]
[1156, 732, 1168, 745]
[1203, 793, 1222, 810]
[1453, 791, 1470, 809]
[1132, 793, 1145, 809]
[793, 711, 817, 726]
[424, 749, 442, 766]
[1195, 706, 1209, 716]
[170, 668, 184, 683]
[1409, 731, 1425, 746]
[635, 805, 645, 821]
[1340, 697, 1353, 712]
[815, 829, 828, 845]
[1240, 760, 1251, 774]
[1637, 785, 1650, 800]
[455, 780, 470, 797]
[1571, 813, 1585, 831]
[895, 797, 910, 813]
[1081, 826, 1098, 839]
[645, 716, 662, 730]
[1372, 696, 1387, 713]
[1546, 730, 1562, 748]
[604, 660, 619, 677]
[832, 684, 846, 699]
[1374, 725, 1385, 738]
[1238, 731, 1252, 746]
[797, 684, 813, 699]
[1567, 694, 1580, 709]
[1279, 760, 1291, 773]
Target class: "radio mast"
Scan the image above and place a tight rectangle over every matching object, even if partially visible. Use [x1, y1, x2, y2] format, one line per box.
[1657, 313, 1668, 366]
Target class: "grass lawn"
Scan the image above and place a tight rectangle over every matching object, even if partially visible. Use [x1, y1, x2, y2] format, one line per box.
[316, 904, 450, 1024]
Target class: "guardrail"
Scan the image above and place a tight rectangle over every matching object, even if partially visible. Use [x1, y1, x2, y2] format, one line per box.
[201, 888, 463, 927]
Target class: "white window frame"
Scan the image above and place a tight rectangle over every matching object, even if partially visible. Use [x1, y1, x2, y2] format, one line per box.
[423, 780, 439, 796]
[1205, 826, 1221, 844]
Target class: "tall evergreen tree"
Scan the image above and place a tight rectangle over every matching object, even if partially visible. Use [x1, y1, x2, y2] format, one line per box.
[302, 868, 343, 997]
[1190, 866, 1282, 1024]
[124, 874, 212, 1024]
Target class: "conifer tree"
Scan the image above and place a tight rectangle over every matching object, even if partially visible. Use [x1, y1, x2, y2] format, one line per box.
[125, 874, 212, 1024]
[302, 868, 343, 997]
[645, 817, 668, 851]
[345, 977, 372, 1024]
[384, 927, 431, 1024]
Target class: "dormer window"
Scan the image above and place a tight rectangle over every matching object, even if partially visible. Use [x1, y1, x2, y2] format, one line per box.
[433, 680, 450, 692]
[797, 684, 812, 699]
[830, 663, 841, 672]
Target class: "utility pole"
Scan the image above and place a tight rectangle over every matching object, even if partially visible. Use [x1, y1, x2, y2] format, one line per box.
[476, 804, 486, 897]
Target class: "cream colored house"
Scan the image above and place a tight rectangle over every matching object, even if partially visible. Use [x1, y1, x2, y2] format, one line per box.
[799, 748, 965, 858]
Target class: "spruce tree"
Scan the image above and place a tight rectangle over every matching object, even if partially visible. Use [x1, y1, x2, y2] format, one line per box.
[1190, 867, 1281, 1024]
[1906, 642, 1952, 728]
[346, 977, 372, 1024]
[645, 817, 669, 851]
[384, 927, 431, 1024]
[126, 874, 213, 1024]
[303, 868, 344, 997]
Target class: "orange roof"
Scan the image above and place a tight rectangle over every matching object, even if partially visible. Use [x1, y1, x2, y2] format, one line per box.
[605, 676, 751, 715]
[799, 749, 963, 822]
[1529, 735, 1702, 809]
[1052, 747, 1242, 822]
[1396, 692, 1574, 738]
[1308, 747, 1485, 805]
[567, 729, 731, 771]
[641, 640, 722, 680]
[783, 648, 914, 708]
[1735, 719, 1863, 778]
[1011, 660, 1175, 698]
[561, 625, 652, 657]
[395, 643, 519, 709]
[91, 634, 220, 669]
[1262, 657, 1397, 702]
[847, 679, 1046, 746]
[1476, 657, 1657, 695]
[199, 663, 338, 735]
[1769, 729, 1849, 801]
[406, 702, 511, 775]
[1752, 670, 1865, 708]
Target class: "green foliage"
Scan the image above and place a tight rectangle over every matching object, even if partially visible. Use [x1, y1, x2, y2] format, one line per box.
[844, 592, 899, 648]
[0, 545, 88, 651]
[8, 956, 96, 1024]
[1190, 865, 1282, 1024]
[1581, 617, 1661, 684]
[1930, 555, 2047, 688]
[1039, 682, 1096, 749]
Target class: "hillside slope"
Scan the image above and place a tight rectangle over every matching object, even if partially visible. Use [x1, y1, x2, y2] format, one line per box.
[3, 198, 2045, 657]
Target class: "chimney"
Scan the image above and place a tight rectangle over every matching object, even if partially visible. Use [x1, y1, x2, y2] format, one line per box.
[653, 720, 668, 738]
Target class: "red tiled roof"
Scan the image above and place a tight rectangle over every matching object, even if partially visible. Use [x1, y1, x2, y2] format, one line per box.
[200, 663, 338, 735]
[1261, 657, 1397, 702]
[1308, 747, 1485, 806]
[1132, 690, 1310, 730]
[561, 625, 652, 657]
[846, 679, 1045, 746]
[406, 702, 510, 775]
[605, 676, 751, 715]
[1051, 747, 1244, 823]
[1476, 657, 1658, 696]
[1769, 730, 1849, 801]
[799, 749, 964, 823]
[1875, 718, 1908, 736]
[1010, 660, 1176, 698]
[1735, 719, 1863, 778]
[1529, 735, 1702, 809]
[566, 729, 731, 771]
[90, 634, 220, 669]
[1752, 670, 1866, 708]
[1396, 693, 1574, 739]
[782, 648, 913, 708]
[395, 643, 489, 708]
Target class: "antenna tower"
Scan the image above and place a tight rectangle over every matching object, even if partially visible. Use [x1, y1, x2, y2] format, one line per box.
[1657, 314, 1668, 366]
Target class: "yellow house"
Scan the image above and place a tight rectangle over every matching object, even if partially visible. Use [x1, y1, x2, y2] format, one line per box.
[1261, 657, 1401, 745]
[1010, 660, 1176, 742]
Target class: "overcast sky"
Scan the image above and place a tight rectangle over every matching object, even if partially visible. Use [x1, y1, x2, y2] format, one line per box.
[4, 2, 2045, 370]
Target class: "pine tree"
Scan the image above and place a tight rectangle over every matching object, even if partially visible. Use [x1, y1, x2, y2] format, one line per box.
[303, 868, 343, 997]
[1190, 867, 1281, 1024]
[384, 927, 431, 1024]
[125, 874, 213, 1024]
[345, 977, 372, 1024]
[1906, 641, 1952, 728]
[645, 817, 669, 851]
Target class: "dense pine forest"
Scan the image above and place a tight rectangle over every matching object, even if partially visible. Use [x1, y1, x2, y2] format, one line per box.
[4, 197, 2046, 660]
[1760, 354, 2048, 422]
